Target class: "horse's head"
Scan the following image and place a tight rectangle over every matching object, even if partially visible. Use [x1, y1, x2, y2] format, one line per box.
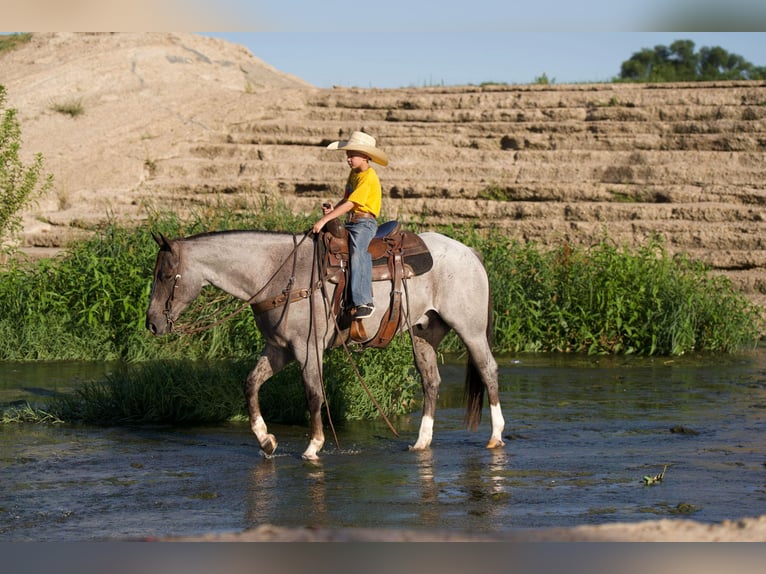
[145, 232, 201, 335]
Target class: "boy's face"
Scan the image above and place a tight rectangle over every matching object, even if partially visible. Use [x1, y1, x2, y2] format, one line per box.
[346, 150, 370, 171]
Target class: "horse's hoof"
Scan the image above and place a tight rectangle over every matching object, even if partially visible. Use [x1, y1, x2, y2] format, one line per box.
[301, 452, 319, 461]
[485, 438, 505, 449]
[260, 434, 278, 455]
[408, 443, 428, 451]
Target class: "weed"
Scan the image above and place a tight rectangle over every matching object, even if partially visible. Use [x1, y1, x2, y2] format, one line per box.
[143, 159, 157, 177]
[0, 33, 32, 54]
[642, 465, 668, 486]
[607, 189, 638, 203]
[2, 402, 64, 424]
[51, 98, 84, 118]
[479, 183, 511, 201]
[440, 226, 762, 355]
[602, 165, 635, 184]
[533, 73, 555, 85]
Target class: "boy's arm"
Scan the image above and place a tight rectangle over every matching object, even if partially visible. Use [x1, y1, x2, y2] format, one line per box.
[312, 200, 354, 234]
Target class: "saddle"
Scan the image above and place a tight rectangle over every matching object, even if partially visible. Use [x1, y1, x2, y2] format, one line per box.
[319, 219, 433, 348]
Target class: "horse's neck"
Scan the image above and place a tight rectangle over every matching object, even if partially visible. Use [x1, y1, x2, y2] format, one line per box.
[187, 232, 304, 301]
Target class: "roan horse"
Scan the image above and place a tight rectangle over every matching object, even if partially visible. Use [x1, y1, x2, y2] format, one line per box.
[145, 227, 505, 460]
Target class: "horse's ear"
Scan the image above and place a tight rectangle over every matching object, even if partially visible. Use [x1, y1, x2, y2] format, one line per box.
[152, 232, 173, 251]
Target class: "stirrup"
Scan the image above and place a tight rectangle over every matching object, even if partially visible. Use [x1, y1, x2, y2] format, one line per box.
[353, 304, 375, 319]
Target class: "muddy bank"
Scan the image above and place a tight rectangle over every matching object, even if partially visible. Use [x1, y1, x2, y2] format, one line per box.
[168, 514, 766, 542]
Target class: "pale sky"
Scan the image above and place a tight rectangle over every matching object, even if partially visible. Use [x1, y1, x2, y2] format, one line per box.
[203, 32, 766, 89]
[3, 0, 765, 89]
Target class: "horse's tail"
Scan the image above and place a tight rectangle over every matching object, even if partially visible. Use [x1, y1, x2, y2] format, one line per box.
[463, 286, 493, 431]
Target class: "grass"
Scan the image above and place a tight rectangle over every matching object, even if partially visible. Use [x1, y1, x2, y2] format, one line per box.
[0, 33, 32, 55]
[442, 225, 763, 355]
[51, 98, 84, 118]
[2, 402, 63, 424]
[40, 337, 420, 426]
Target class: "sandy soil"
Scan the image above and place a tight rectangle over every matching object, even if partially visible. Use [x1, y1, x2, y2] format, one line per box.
[166, 514, 766, 541]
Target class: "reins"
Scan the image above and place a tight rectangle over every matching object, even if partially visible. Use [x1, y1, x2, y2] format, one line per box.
[172, 231, 313, 335]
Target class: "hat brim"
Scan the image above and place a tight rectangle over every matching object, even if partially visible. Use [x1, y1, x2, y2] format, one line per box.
[327, 141, 389, 166]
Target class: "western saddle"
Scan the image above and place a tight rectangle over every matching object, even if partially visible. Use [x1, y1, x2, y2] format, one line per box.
[318, 219, 433, 348]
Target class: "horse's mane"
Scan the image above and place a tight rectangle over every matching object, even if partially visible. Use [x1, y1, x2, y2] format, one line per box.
[184, 229, 297, 241]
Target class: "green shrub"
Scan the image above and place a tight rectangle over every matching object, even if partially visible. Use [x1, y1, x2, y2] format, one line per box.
[47, 339, 419, 426]
[0, 203, 316, 361]
[445, 226, 762, 355]
[1, 205, 760, 362]
[1, 84, 53, 246]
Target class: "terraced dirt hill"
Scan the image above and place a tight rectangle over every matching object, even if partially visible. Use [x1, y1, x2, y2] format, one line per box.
[4, 33, 766, 307]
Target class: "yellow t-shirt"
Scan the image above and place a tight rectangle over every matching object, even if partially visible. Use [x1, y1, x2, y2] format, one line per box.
[344, 167, 381, 217]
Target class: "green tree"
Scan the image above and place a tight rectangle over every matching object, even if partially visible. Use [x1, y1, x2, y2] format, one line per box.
[618, 39, 766, 82]
[0, 84, 52, 247]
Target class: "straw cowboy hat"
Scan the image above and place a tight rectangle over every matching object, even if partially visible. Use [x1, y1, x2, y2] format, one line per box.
[327, 131, 389, 166]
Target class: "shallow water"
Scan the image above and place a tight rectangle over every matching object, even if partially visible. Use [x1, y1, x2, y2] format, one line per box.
[1, 351, 766, 541]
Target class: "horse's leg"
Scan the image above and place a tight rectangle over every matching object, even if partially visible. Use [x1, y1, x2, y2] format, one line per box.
[463, 336, 505, 449]
[409, 316, 449, 450]
[294, 346, 325, 461]
[245, 344, 290, 455]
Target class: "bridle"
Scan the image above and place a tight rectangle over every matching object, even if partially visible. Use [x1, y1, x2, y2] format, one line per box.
[161, 273, 183, 329]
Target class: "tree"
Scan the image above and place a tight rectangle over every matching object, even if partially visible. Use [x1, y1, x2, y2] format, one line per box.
[618, 39, 766, 82]
[0, 84, 52, 248]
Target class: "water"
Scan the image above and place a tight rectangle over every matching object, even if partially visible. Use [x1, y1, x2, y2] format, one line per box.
[1, 351, 766, 541]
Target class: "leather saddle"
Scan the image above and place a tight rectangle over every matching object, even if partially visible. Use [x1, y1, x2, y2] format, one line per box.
[318, 219, 433, 348]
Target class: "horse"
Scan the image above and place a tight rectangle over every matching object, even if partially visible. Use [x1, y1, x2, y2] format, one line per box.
[145, 228, 505, 460]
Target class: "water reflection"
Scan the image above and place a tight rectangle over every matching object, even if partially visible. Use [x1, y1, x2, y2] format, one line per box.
[305, 462, 328, 524]
[415, 449, 439, 525]
[246, 457, 278, 526]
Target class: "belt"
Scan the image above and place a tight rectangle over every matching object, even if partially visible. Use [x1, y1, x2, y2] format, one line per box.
[347, 211, 377, 223]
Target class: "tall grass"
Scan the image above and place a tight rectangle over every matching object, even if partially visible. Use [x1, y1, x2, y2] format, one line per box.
[45, 337, 419, 425]
[447, 226, 762, 355]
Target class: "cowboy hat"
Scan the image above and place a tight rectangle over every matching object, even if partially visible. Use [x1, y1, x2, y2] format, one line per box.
[327, 131, 389, 166]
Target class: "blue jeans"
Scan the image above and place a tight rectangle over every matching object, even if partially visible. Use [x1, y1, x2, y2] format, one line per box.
[346, 218, 377, 307]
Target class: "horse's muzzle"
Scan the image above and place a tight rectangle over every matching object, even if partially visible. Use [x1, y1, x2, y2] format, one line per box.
[145, 315, 171, 336]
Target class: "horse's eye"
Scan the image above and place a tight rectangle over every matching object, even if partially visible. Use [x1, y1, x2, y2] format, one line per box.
[154, 271, 172, 284]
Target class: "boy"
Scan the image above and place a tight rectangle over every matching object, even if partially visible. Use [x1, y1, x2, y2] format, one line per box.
[312, 131, 388, 319]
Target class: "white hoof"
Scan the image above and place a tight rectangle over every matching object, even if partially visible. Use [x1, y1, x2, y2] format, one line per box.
[259, 434, 278, 455]
[486, 437, 505, 449]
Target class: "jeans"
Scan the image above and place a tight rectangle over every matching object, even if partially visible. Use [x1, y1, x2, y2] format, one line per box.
[346, 217, 377, 307]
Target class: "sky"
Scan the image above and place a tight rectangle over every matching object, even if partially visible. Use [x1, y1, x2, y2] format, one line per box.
[3, 1, 766, 89]
[203, 32, 766, 89]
